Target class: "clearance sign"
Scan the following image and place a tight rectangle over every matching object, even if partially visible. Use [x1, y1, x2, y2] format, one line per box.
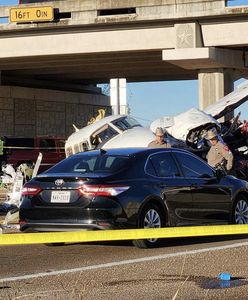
[10, 6, 54, 23]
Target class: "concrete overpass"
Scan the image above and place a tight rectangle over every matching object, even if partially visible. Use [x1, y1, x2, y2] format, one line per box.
[0, 0, 248, 136]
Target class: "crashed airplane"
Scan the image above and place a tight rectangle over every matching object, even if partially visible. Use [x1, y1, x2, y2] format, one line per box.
[65, 80, 248, 179]
[151, 80, 248, 147]
[65, 115, 155, 157]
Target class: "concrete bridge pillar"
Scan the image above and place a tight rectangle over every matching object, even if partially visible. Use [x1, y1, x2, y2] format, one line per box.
[164, 21, 241, 120]
[110, 79, 128, 115]
[198, 69, 234, 115]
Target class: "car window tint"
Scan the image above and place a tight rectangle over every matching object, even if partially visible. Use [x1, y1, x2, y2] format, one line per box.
[94, 156, 128, 172]
[145, 158, 156, 176]
[74, 161, 91, 172]
[175, 152, 215, 178]
[46, 153, 129, 174]
[150, 153, 180, 177]
[105, 156, 115, 168]
[86, 157, 97, 171]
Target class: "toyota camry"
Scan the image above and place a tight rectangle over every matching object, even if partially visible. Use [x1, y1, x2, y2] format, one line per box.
[19, 148, 248, 248]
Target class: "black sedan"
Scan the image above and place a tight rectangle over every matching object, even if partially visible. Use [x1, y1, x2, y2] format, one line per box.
[19, 148, 248, 248]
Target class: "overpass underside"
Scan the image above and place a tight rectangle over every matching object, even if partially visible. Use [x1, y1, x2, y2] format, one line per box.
[0, 0, 248, 135]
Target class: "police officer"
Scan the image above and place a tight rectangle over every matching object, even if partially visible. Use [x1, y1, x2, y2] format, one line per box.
[206, 128, 233, 172]
[148, 127, 171, 148]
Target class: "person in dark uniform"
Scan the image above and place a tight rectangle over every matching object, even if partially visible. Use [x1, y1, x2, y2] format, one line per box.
[148, 127, 171, 148]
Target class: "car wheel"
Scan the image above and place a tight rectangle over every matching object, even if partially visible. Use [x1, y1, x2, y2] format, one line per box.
[232, 196, 248, 224]
[133, 203, 165, 249]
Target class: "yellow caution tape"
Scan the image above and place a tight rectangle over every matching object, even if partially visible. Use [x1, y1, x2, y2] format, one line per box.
[0, 224, 248, 245]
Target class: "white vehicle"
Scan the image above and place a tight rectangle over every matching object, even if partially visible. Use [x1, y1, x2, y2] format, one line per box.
[65, 115, 155, 157]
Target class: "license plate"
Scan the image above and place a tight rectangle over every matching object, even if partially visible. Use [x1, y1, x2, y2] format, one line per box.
[51, 191, 70, 203]
[10, 6, 54, 23]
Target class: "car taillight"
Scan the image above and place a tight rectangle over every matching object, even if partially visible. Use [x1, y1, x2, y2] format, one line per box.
[78, 184, 130, 197]
[22, 186, 42, 196]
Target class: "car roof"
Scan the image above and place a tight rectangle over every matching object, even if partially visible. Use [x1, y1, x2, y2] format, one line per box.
[73, 147, 190, 157]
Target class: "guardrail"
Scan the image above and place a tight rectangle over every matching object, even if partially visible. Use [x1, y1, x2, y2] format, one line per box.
[0, 224, 248, 245]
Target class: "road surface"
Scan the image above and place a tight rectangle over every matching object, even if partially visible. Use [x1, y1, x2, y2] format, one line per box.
[0, 235, 248, 299]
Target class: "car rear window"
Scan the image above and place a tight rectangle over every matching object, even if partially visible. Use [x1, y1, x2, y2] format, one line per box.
[46, 153, 130, 174]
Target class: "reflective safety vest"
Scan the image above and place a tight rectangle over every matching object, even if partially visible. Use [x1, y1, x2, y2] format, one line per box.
[0, 140, 4, 156]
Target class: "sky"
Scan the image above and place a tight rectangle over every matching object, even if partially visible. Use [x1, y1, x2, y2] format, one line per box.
[1, 0, 248, 126]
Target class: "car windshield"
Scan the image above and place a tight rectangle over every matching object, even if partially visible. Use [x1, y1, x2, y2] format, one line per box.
[45, 153, 130, 174]
[111, 116, 142, 131]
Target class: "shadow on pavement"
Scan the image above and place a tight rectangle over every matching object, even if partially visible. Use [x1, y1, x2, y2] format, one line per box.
[60, 234, 248, 248]
[103, 274, 248, 290]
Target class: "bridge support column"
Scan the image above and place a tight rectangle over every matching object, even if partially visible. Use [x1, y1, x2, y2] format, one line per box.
[110, 79, 128, 115]
[198, 69, 234, 117]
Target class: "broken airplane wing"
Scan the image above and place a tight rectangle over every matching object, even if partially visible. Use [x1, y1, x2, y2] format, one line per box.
[203, 80, 248, 119]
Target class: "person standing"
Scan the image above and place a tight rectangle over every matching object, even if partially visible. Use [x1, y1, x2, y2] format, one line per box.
[148, 127, 171, 148]
[206, 128, 233, 172]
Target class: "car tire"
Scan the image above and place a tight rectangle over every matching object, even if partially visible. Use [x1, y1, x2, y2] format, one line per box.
[232, 195, 248, 224]
[133, 203, 165, 249]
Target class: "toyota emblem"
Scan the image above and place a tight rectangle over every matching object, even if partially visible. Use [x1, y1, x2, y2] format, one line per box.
[55, 179, 64, 186]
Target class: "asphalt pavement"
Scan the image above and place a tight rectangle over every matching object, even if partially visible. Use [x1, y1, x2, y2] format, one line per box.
[0, 235, 247, 299]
